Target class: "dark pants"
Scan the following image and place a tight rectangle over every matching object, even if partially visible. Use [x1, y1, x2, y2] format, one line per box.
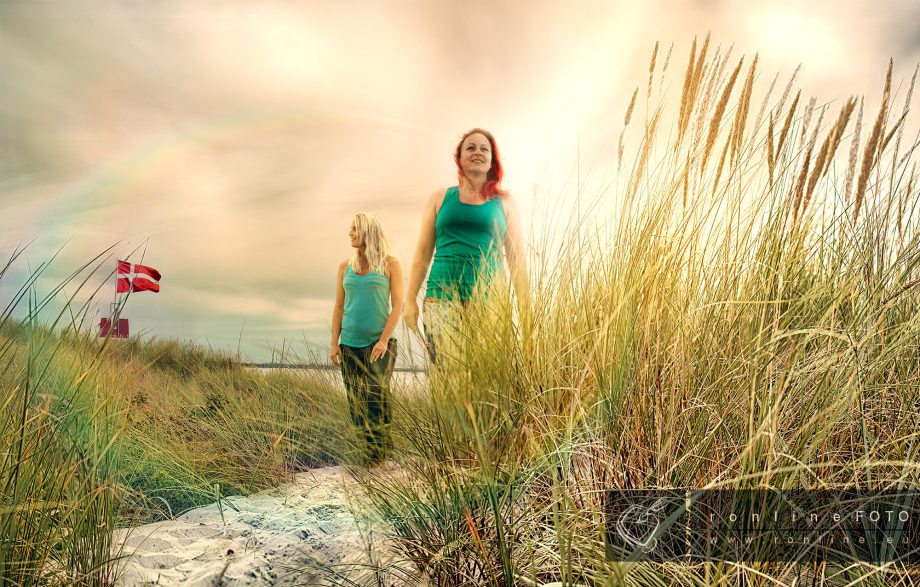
[340, 339, 397, 462]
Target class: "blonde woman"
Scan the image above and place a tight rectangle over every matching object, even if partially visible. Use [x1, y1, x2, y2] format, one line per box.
[330, 213, 404, 463]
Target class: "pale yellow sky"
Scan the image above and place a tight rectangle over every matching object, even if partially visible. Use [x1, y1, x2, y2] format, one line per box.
[1, 0, 918, 361]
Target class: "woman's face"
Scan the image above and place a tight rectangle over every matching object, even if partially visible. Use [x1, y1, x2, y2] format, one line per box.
[349, 222, 360, 248]
[459, 132, 492, 176]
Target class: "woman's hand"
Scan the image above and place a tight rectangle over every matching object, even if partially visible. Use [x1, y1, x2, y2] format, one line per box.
[330, 345, 342, 367]
[370, 339, 389, 362]
[405, 189, 440, 332]
[404, 299, 420, 333]
[330, 261, 347, 367]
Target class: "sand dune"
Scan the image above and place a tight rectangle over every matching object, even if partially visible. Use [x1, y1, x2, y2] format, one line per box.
[115, 466, 415, 586]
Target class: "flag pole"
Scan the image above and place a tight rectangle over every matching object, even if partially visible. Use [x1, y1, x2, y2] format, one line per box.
[113, 258, 125, 332]
[114, 258, 120, 323]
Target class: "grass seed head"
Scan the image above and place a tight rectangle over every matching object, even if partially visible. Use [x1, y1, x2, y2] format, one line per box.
[701, 57, 745, 173]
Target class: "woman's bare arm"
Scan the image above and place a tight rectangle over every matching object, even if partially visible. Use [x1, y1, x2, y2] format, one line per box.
[404, 189, 442, 331]
[503, 194, 530, 305]
[330, 260, 347, 364]
[379, 257, 405, 342]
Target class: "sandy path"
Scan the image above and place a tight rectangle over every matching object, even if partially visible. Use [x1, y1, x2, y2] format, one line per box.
[115, 466, 415, 586]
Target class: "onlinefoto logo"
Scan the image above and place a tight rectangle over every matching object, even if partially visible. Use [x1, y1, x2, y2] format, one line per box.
[615, 495, 687, 554]
[607, 490, 688, 562]
[605, 489, 920, 564]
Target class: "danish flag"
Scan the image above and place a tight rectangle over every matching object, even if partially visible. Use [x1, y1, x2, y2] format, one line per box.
[117, 259, 161, 293]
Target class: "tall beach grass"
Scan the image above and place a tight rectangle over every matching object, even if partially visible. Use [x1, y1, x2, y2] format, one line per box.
[0, 249, 361, 584]
[353, 39, 920, 586]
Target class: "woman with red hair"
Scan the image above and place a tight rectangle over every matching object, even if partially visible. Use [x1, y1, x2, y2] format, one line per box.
[404, 128, 529, 363]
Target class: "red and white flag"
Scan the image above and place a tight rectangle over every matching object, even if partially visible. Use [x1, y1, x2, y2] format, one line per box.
[117, 260, 161, 293]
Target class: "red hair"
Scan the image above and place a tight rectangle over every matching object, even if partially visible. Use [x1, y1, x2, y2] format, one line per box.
[454, 128, 506, 199]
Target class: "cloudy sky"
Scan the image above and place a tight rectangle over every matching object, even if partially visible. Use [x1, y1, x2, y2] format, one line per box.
[1, 0, 918, 362]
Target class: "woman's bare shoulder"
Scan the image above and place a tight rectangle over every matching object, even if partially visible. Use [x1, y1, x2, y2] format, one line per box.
[427, 187, 450, 215]
[428, 187, 448, 203]
[385, 255, 402, 279]
[500, 191, 520, 213]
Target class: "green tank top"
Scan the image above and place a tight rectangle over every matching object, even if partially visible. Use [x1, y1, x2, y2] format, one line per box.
[340, 264, 393, 347]
[425, 185, 507, 302]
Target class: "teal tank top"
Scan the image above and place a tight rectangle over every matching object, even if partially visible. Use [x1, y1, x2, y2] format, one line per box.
[340, 264, 394, 347]
[426, 186, 507, 302]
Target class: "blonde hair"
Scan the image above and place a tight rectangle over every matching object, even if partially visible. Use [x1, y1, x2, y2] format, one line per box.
[350, 212, 394, 275]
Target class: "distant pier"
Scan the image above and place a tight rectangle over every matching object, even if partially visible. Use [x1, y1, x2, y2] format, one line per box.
[243, 362, 426, 373]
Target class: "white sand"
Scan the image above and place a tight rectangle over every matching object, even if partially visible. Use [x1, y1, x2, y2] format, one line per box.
[115, 466, 417, 586]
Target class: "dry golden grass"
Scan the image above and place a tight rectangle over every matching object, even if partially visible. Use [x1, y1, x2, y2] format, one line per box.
[878, 59, 896, 146]
[844, 97, 864, 204]
[890, 64, 917, 175]
[730, 53, 759, 165]
[617, 86, 638, 170]
[775, 90, 801, 168]
[692, 33, 712, 103]
[750, 70, 779, 150]
[646, 41, 658, 99]
[711, 123, 733, 196]
[855, 59, 894, 221]
[660, 42, 673, 77]
[793, 101, 826, 220]
[691, 46, 728, 162]
[700, 57, 744, 173]
[799, 96, 818, 149]
[623, 87, 638, 127]
[676, 33, 712, 149]
[805, 97, 857, 207]
[790, 135, 815, 223]
[767, 111, 776, 183]
[775, 64, 801, 118]
[628, 108, 662, 201]
[676, 35, 697, 145]
[360, 43, 920, 587]
[901, 164, 917, 238]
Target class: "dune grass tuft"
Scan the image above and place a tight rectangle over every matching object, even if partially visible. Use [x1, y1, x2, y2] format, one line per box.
[0, 252, 362, 583]
[349, 40, 920, 586]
